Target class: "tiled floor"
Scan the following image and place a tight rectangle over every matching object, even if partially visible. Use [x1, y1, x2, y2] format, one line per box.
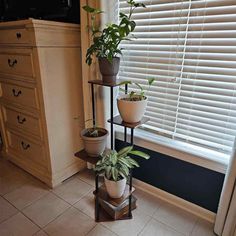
[0, 158, 216, 236]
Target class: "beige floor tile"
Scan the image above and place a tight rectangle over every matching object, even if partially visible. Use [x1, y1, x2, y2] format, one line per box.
[191, 219, 215, 236]
[4, 179, 49, 210]
[102, 208, 151, 236]
[76, 169, 96, 187]
[74, 191, 95, 219]
[140, 218, 184, 236]
[44, 207, 96, 236]
[53, 177, 93, 205]
[0, 212, 39, 236]
[153, 202, 198, 235]
[0, 196, 18, 223]
[87, 224, 117, 236]
[134, 188, 162, 216]
[23, 192, 70, 227]
[0, 171, 30, 195]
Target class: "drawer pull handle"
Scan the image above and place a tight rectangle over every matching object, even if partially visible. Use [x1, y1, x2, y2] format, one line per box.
[8, 59, 17, 67]
[16, 32, 22, 39]
[17, 115, 26, 124]
[12, 89, 22, 97]
[21, 141, 30, 150]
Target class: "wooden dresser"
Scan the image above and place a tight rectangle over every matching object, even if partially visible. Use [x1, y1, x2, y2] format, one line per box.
[0, 19, 85, 187]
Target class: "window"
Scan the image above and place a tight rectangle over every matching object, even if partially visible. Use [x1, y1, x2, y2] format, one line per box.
[119, 0, 236, 158]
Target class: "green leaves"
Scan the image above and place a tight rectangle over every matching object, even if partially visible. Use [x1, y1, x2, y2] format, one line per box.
[129, 150, 150, 159]
[135, 82, 143, 91]
[82, 5, 103, 14]
[82, 5, 95, 13]
[94, 146, 150, 181]
[118, 80, 132, 86]
[117, 145, 133, 157]
[83, 1, 145, 65]
[148, 78, 155, 86]
[119, 78, 155, 100]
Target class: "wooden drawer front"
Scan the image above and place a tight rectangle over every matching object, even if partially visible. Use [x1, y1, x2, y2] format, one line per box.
[3, 107, 42, 138]
[7, 131, 46, 167]
[0, 28, 30, 45]
[0, 52, 34, 78]
[1, 83, 39, 109]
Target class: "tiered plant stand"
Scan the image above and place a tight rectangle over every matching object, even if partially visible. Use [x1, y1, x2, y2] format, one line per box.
[75, 80, 149, 222]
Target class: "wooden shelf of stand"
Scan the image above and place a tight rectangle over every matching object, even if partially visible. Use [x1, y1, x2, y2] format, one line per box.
[88, 79, 122, 87]
[108, 115, 150, 129]
[74, 149, 99, 165]
[94, 184, 135, 206]
[95, 205, 135, 222]
[94, 184, 137, 221]
[75, 80, 140, 222]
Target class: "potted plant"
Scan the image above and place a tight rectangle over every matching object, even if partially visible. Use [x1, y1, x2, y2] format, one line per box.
[81, 126, 108, 157]
[83, 1, 145, 83]
[117, 78, 155, 123]
[94, 146, 150, 198]
[75, 118, 108, 157]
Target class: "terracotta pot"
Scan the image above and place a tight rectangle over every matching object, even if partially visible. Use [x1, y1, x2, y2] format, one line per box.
[104, 177, 127, 198]
[98, 57, 120, 83]
[117, 95, 148, 123]
[81, 127, 108, 157]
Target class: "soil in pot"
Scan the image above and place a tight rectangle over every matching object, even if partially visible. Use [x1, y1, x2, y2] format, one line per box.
[98, 57, 120, 83]
[81, 127, 108, 157]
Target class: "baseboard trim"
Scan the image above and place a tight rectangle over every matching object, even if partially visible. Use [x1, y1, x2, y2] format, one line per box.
[133, 178, 216, 223]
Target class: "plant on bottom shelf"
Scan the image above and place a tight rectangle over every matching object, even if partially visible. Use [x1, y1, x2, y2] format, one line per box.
[117, 78, 155, 123]
[94, 146, 150, 198]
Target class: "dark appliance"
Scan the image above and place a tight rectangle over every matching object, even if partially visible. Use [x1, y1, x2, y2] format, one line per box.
[0, 0, 80, 24]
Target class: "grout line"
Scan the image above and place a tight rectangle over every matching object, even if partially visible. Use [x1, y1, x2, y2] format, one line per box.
[50, 187, 92, 206]
[40, 206, 74, 231]
[10, 189, 50, 212]
[84, 224, 98, 236]
[151, 217, 186, 236]
[101, 224, 119, 236]
[18, 192, 72, 229]
[33, 229, 49, 236]
[137, 216, 153, 236]
[0, 196, 19, 224]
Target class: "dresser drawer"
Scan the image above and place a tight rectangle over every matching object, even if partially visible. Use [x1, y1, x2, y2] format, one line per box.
[2, 106, 42, 138]
[7, 130, 46, 167]
[1, 82, 39, 109]
[0, 51, 34, 78]
[0, 28, 30, 45]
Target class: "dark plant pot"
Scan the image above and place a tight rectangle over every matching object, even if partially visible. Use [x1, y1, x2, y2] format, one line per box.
[98, 57, 120, 83]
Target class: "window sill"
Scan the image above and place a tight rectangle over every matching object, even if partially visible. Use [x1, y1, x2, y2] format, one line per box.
[115, 127, 229, 174]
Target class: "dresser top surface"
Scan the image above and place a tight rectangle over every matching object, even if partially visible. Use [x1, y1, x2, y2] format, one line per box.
[0, 18, 80, 30]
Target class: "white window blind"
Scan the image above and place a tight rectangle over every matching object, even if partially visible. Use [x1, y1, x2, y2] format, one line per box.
[119, 0, 236, 157]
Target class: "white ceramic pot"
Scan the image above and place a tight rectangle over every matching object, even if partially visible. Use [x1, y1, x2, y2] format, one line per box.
[104, 177, 127, 198]
[117, 95, 148, 123]
[81, 127, 108, 157]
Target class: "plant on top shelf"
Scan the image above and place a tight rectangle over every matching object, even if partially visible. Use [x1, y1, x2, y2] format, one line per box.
[117, 78, 155, 123]
[75, 117, 108, 157]
[94, 146, 150, 198]
[83, 0, 146, 83]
